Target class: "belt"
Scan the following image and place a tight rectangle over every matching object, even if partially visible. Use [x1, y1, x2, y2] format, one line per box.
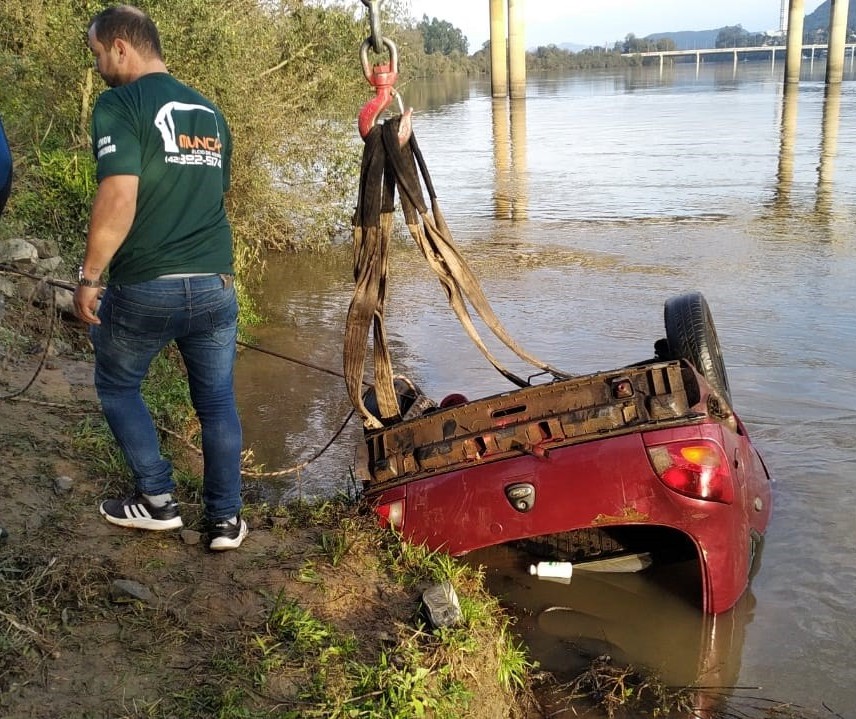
[156, 272, 234, 288]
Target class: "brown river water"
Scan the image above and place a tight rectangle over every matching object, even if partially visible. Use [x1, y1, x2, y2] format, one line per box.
[234, 63, 856, 713]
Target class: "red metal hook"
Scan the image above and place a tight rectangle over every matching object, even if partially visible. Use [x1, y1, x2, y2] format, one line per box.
[358, 37, 400, 139]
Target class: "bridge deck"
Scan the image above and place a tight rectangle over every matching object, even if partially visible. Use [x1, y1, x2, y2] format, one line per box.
[623, 44, 856, 59]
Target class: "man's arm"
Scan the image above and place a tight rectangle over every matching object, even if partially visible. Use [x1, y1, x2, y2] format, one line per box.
[73, 174, 138, 325]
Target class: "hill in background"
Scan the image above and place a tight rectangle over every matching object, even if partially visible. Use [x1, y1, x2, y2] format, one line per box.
[804, 0, 856, 34]
[557, 0, 855, 52]
[644, 29, 723, 50]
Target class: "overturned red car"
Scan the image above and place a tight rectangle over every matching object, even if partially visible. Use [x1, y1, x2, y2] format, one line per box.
[358, 292, 773, 614]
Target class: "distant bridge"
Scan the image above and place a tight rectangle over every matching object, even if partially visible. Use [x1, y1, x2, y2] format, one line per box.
[623, 44, 856, 73]
[487, 0, 851, 94]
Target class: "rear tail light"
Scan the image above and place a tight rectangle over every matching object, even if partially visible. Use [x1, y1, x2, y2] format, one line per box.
[647, 440, 734, 504]
[375, 498, 405, 529]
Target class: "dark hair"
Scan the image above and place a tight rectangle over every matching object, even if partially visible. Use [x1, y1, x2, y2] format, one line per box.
[88, 5, 163, 59]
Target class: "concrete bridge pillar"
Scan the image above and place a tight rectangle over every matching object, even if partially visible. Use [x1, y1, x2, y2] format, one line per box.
[826, 0, 850, 83]
[489, 0, 508, 97]
[489, 0, 526, 98]
[508, 0, 526, 98]
[785, 0, 806, 83]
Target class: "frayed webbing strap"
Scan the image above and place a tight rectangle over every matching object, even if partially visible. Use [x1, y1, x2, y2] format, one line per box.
[344, 118, 570, 429]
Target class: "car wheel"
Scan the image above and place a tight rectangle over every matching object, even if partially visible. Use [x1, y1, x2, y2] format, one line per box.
[664, 292, 731, 403]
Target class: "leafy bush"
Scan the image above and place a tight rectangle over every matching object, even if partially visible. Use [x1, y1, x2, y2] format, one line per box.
[11, 147, 95, 257]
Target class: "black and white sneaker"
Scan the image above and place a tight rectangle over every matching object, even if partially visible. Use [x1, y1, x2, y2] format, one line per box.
[208, 514, 248, 551]
[100, 495, 183, 531]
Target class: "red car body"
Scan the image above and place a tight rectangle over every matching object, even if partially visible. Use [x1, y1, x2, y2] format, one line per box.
[359, 295, 773, 614]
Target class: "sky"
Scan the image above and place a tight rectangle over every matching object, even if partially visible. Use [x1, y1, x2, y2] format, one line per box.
[406, 0, 826, 49]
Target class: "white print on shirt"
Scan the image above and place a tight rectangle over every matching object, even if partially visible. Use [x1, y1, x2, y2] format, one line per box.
[96, 134, 116, 159]
[154, 102, 223, 168]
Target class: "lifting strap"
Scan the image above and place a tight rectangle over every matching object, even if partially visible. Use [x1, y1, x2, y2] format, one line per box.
[344, 117, 571, 429]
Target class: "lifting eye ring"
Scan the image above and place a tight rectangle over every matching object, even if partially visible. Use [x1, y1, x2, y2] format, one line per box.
[357, 37, 402, 139]
[360, 37, 398, 82]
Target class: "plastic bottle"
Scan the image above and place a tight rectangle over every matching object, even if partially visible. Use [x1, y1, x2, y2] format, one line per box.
[529, 561, 573, 584]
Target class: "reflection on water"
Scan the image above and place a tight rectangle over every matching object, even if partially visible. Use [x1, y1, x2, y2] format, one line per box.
[774, 83, 799, 209]
[400, 74, 481, 115]
[492, 97, 529, 220]
[234, 249, 361, 503]
[768, 79, 850, 253]
[816, 82, 842, 215]
[492, 98, 511, 218]
[510, 99, 528, 219]
[774, 80, 845, 218]
[236, 64, 856, 712]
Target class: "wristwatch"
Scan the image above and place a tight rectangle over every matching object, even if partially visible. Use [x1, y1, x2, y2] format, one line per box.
[77, 265, 101, 288]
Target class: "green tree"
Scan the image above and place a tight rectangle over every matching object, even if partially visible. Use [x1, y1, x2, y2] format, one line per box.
[526, 44, 630, 72]
[622, 33, 657, 53]
[417, 14, 468, 56]
[716, 24, 751, 48]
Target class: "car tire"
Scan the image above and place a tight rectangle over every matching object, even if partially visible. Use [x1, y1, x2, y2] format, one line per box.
[664, 292, 731, 403]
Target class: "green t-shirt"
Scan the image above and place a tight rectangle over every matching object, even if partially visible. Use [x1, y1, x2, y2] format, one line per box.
[91, 73, 233, 285]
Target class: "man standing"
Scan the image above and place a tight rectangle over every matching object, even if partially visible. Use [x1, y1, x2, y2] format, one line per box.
[73, 5, 247, 550]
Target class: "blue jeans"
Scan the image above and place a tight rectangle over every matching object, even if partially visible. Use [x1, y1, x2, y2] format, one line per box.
[90, 275, 242, 521]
